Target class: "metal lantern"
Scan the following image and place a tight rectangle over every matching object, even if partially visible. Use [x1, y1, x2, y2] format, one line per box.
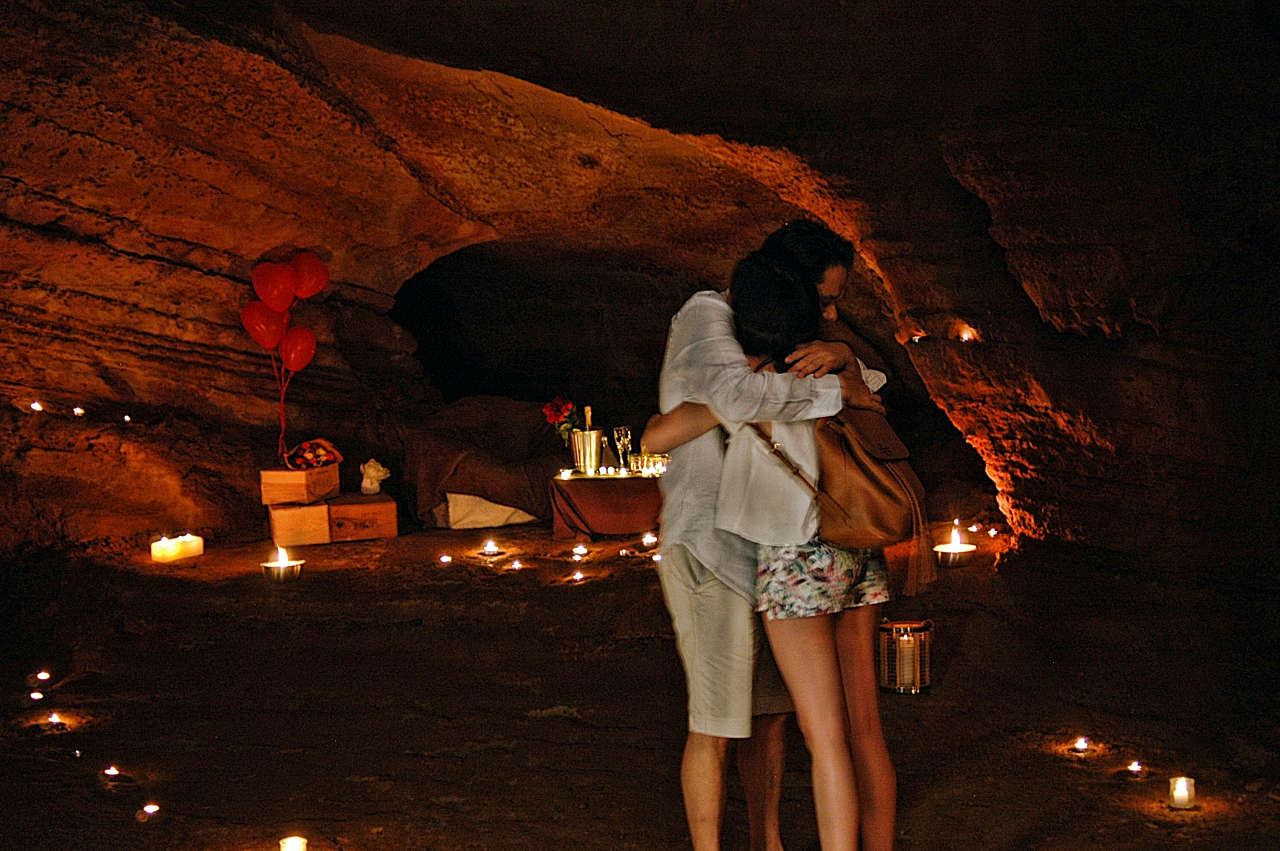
[878, 620, 933, 694]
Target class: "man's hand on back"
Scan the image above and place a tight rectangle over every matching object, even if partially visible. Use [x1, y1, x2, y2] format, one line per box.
[784, 341, 854, 378]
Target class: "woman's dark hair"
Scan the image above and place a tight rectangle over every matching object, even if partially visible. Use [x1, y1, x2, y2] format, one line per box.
[758, 219, 854, 286]
[730, 251, 822, 370]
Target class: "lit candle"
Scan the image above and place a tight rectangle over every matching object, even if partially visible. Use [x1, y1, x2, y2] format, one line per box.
[30, 401, 43, 412]
[642, 532, 658, 547]
[30, 691, 43, 701]
[150, 533, 204, 563]
[1169, 776, 1195, 809]
[571, 570, 584, 582]
[123, 415, 131, 422]
[652, 553, 662, 562]
[988, 527, 999, 537]
[897, 634, 918, 689]
[573, 545, 588, 555]
[933, 523, 977, 567]
[1128, 761, 1143, 775]
[482, 540, 500, 555]
[560, 469, 573, 480]
[510, 560, 522, 571]
[143, 804, 159, 815]
[1071, 737, 1090, 753]
[37, 671, 50, 681]
[73, 407, 85, 416]
[48, 713, 62, 724]
[261, 547, 304, 582]
[280, 838, 308, 851]
[572, 554, 582, 562]
[105, 766, 120, 777]
[439, 555, 452, 564]
[968, 524, 981, 532]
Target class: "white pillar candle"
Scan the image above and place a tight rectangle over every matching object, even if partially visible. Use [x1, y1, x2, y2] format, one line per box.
[897, 634, 918, 689]
[150, 534, 204, 562]
[1169, 776, 1195, 809]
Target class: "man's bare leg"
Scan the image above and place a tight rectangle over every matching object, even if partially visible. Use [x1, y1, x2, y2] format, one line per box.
[738, 712, 787, 851]
[682, 731, 731, 851]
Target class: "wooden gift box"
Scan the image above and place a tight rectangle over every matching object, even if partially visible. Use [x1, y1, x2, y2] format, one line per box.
[328, 493, 398, 542]
[269, 503, 331, 547]
[259, 463, 340, 506]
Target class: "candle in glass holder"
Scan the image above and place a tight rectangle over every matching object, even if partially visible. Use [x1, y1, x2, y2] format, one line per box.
[1169, 776, 1195, 809]
[151, 534, 204, 562]
[280, 838, 307, 851]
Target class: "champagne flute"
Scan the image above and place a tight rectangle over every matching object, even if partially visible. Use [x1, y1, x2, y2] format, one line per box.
[613, 426, 632, 469]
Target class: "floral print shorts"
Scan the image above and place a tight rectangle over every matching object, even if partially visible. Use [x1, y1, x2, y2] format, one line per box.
[755, 540, 890, 620]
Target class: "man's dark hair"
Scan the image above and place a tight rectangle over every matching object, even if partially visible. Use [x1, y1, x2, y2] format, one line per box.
[758, 219, 854, 285]
[730, 251, 821, 370]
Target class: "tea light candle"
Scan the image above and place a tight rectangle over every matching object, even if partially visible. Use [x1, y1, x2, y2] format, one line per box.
[573, 545, 588, 555]
[1071, 737, 1090, 753]
[30, 401, 43, 411]
[572, 554, 582, 562]
[1170, 776, 1195, 809]
[571, 570, 584, 582]
[642, 532, 658, 547]
[482, 540, 500, 556]
[261, 547, 304, 582]
[652, 553, 662, 562]
[439, 555, 452, 564]
[30, 691, 43, 701]
[104, 766, 120, 777]
[1128, 760, 1143, 775]
[281, 836, 308, 851]
[509, 560, 522, 571]
[934, 522, 977, 567]
[560, 469, 573, 480]
[37, 670, 50, 681]
[73, 407, 85, 416]
[151, 534, 204, 563]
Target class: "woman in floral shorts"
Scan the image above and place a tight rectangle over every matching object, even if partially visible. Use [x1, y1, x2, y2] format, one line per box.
[647, 247, 898, 851]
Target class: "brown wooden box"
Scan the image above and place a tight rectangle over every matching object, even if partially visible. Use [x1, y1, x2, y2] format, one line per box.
[260, 463, 340, 506]
[328, 493, 398, 542]
[268, 503, 331, 547]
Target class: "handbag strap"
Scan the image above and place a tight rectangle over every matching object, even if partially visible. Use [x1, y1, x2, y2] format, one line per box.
[745, 422, 821, 498]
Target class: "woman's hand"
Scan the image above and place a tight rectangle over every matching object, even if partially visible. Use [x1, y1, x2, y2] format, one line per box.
[838, 372, 886, 414]
[784, 341, 854, 378]
[642, 403, 720, 454]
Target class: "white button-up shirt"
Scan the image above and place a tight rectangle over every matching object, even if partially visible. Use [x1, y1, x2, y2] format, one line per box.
[657, 290, 842, 601]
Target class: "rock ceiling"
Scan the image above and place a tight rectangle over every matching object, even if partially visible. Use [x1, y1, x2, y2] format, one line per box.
[2, 0, 1277, 570]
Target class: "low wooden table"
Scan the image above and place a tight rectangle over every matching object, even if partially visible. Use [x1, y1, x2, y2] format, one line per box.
[549, 472, 662, 540]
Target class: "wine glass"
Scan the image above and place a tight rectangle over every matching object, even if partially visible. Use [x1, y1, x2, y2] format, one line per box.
[613, 426, 632, 469]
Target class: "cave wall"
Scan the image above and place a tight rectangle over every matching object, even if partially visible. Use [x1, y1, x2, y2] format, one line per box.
[2, 0, 1277, 569]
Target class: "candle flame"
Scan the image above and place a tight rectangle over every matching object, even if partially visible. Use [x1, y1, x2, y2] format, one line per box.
[560, 469, 573, 479]
[143, 804, 159, 814]
[510, 560, 521, 570]
[276, 547, 289, 564]
[439, 555, 452, 564]
[642, 532, 658, 546]
[73, 406, 85, 416]
[989, 527, 999, 537]
[30, 691, 42, 700]
[30, 401, 43, 411]
[48, 713, 62, 724]
[37, 670, 50, 680]
[951, 527, 962, 547]
[1174, 777, 1188, 794]
[123, 415, 131, 422]
[573, 545, 588, 555]
[572, 570, 584, 582]
[652, 553, 662, 562]
[1073, 736, 1089, 752]
[482, 540, 499, 554]
[105, 766, 120, 776]
[1128, 761, 1142, 773]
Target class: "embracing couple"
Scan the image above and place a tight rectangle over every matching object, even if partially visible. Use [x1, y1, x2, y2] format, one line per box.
[644, 221, 896, 851]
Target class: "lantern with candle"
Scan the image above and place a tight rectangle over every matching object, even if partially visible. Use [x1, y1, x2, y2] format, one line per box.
[878, 620, 933, 694]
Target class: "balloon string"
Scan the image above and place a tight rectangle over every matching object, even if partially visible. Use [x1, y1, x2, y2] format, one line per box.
[272, 350, 288, 462]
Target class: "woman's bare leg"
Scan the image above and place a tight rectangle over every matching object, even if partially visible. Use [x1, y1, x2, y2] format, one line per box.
[763, 614, 859, 851]
[835, 604, 896, 851]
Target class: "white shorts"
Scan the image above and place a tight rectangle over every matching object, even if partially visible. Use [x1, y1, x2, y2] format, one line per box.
[659, 545, 793, 738]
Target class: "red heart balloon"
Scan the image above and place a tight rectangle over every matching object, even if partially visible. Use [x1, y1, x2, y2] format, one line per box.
[290, 251, 330, 299]
[240, 300, 290, 349]
[252, 262, 298, 313]
[279, 325, 317, 372]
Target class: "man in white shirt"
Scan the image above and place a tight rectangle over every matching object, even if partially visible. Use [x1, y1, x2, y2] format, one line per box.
[652, 222, 882, 851]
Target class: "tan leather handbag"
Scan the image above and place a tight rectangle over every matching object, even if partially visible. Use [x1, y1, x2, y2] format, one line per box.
[749, 407, 936, 595]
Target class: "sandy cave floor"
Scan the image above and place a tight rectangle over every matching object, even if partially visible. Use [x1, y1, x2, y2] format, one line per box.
[2, 525, 1279, 851]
